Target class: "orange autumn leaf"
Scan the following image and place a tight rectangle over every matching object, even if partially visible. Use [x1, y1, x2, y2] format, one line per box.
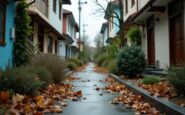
[24, 104, 32, 113]
[0, 91, 10, 103]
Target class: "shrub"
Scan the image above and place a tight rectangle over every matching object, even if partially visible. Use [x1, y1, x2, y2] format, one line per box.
[168, 67, 185, 95]
[128, 27, 141, 45]
[107, 59, 118, 74]
[0, 67, 43, 95]
[101, 60, 110, 67]
[29, 54, 66, 84]
[35, 67, 52, 88]
[142, 76, 160, 85]
[68, 58, 83, 66]
[67, 62, 77, 70]
[117, 44, 146, 77]
[95, 55, 109, 66]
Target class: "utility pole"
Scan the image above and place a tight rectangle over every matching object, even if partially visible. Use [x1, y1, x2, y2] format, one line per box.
[78, 0, 81, 58]
[78, 0, 87, 58]
[83, 24, 88, 46]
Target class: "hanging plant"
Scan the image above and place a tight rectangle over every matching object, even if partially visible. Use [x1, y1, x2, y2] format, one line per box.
[14, 0, 32, 67]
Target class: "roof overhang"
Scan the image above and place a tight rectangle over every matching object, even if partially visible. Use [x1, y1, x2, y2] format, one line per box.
[62, 0, 71, 4]
[28, 11, 65, 40]
[104, 1, 119, 19]
[100, 22, 108, 33]
[132, 0, 168, 24]
[63, 9, 78, 27]
[63, 33, 74, 44]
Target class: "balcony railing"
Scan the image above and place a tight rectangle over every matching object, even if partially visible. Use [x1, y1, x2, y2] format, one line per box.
[35, 0, 48, 18]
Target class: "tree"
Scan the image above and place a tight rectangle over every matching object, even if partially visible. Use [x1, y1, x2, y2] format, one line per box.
[93, 0, 124, 46]
[94, 33, 103, 50]
[14, 0, 32, 67]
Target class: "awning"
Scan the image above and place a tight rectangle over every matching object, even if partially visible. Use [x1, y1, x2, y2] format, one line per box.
[132, 0, 167, 23]
[63, 33, 74, 45]
[28, 11, 65, 40]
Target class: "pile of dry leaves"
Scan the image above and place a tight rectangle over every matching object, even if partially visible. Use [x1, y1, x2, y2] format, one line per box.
[105, 77, 161, 115]
[0, 76, 82, 114]
[75, 65, 87, 72]
[138, 82, 177, 98]
[94, 66, 108, 74]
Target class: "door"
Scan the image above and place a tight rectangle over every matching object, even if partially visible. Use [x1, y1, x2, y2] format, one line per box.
[169, 0, 185, 66]
[170, 14, 184, 66]
[147, 16, 155, 67]
[38, 23, 44, 52]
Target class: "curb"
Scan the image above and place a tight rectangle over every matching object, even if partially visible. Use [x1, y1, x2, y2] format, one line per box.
[109, 73, 185, 115]
[65, 71, 74, 77]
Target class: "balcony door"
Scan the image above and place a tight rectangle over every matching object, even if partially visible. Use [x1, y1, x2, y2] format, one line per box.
[147, 16, 155, 67]
[169, 0, 185, 66]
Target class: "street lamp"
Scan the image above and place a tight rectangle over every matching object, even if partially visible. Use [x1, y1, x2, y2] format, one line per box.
[78, 0, 87, 57]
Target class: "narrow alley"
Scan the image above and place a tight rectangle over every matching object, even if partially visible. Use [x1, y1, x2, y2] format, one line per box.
[59, 63, 135, 115]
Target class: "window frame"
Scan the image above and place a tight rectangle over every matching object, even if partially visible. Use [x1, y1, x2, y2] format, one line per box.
[48, 35, 53, 53]
[53, 0, 57, 13]
[131, 0, 135, 7]
[0, 2, 6, 46]
[59, 2, 62, 19]
[125, 0, 128, 14]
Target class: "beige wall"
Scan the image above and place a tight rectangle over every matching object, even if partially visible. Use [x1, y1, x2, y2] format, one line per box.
[138, 0, 150, 10]
[123, 0, 137, 21]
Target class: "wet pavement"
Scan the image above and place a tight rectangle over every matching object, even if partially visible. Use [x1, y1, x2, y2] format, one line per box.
[57, 63, 135, 115]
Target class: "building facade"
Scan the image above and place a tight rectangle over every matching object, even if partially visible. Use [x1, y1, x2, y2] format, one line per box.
[100, 22, 108, 46]
[104, 1, 120, 43]
[59, 9, 79, 59]
[132, 0, 185, 69]
[0, 0, 16, 68]
[27, 0, 71, 55]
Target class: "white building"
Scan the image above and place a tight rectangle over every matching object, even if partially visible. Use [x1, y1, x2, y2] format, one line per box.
[128, 0, 185, 69]
[58, 9, 79, 59]
[100, 22, 108, 46]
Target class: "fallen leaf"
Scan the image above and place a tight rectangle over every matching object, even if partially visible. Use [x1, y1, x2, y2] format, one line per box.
[12, 94, 24, 103]
[0, 91, 10, 103]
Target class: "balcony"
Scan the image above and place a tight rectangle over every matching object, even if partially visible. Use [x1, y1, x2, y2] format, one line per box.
[27, 0, 48, 18]
[35, 0, 48, 18]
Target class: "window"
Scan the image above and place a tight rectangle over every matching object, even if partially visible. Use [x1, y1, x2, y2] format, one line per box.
[0, 3, 6, 45]
[48, 36, 53, 53]
[53, 0, 56, 13]
[131, 0, 135, 7]
[59, 2, 62, 19]
[125, 0, 128, 14]
[111, 16, 114, 28]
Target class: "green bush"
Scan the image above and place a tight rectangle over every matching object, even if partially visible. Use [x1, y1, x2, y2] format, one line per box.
[35, 67, 52, 88]
[68, 58, 83, 66]
[67, 62, 77, 70]
[142, 76, 160, 85]
[0, 67, 43, 95]
[128, 27, 141, 45]
[29, 54, 66, 84]
[95, 55, 109, 66]
[101, 60, 110, 67]
[168, 67, 185, 95]
[107, 59, 117, 74]
[117, 44, 146, 77]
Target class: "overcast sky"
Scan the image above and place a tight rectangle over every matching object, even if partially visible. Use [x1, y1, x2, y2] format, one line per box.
[63, 0, 107, 47]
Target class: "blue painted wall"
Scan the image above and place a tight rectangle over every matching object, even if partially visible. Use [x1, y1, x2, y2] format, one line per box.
[0, 0, 16, 69]
[113, 8, 120, 34]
